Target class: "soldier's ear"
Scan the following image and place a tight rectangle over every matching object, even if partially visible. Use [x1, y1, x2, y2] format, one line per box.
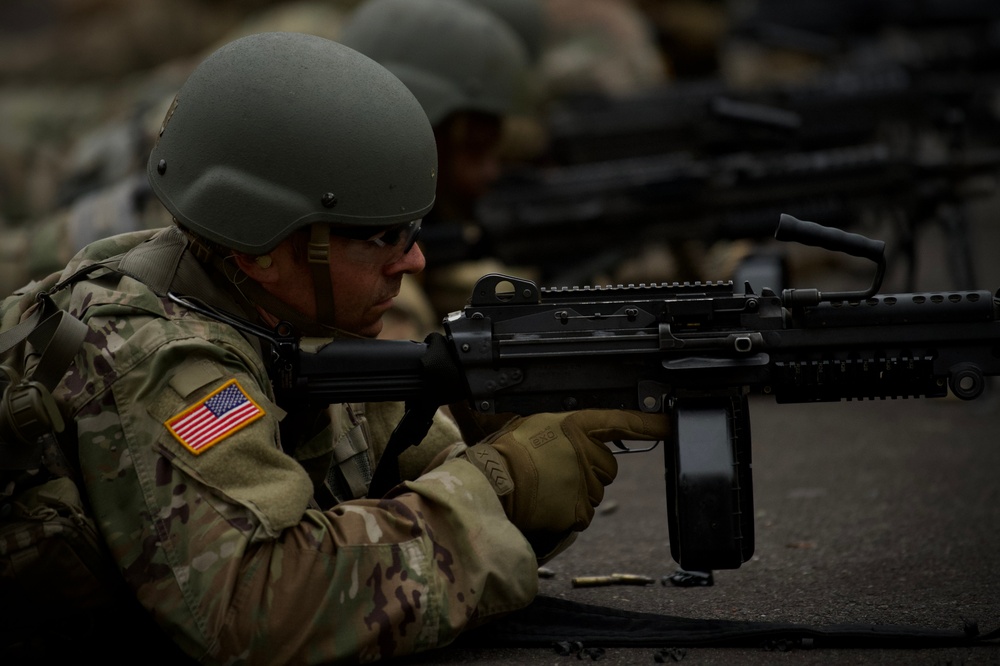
[233, 253, 278, 283]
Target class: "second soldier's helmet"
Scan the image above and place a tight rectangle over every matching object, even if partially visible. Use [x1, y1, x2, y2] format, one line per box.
[462, 0, 546, 64]
[146, 31, 437, 255]
[338, 0, 529, 127]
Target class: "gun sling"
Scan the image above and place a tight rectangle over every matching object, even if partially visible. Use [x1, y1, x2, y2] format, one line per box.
[461, 595, 1000, 650]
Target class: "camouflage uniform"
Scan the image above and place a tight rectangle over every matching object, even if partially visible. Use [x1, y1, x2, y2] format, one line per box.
[0, 175, 173, 298]
[1, 226, 538, 664]
[539, 0, 669, 99]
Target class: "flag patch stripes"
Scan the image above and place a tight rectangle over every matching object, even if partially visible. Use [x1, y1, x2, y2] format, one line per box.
[165, 379, 264, 455]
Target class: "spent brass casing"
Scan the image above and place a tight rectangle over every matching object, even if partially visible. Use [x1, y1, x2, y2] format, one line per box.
[571, 573, 655, 588]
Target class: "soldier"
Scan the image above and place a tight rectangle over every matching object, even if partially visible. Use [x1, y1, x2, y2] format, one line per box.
[461, 0, 552, 164]
[0, 65, 183, 298]
[339, 0, 540, 324]
[540, 0, 670, 99]
[1, 32, 667, 663]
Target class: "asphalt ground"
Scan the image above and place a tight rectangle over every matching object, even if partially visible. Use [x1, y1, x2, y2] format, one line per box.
[399, 195, 1000, 665]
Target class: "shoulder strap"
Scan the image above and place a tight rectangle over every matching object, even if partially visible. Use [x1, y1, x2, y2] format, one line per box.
[0, 298, 49, 357]
[21, 298, 90, 389]
[39, 227, 266, 359]
[0, 295, 89, 472]
[1, 294, 90, 384]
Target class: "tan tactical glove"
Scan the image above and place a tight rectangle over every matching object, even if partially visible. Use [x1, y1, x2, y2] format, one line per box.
[461, 410, 669, 537]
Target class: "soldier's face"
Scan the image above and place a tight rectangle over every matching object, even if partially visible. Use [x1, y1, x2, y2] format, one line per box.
[435, 111, 503, 218]
[244, 227, 426, 338]
[325, 233, 426, 338]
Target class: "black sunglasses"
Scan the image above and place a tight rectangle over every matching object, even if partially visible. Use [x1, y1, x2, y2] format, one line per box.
[328, 219, 422, 257]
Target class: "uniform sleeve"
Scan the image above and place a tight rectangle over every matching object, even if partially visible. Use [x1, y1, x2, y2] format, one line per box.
[77, 329, 537, 665]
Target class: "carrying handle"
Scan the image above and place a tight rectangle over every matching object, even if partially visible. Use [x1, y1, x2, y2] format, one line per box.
[775, 214, 887, 306]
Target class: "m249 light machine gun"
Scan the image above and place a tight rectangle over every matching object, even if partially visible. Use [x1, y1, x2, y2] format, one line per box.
[178, 216, 1000, 572]
[472, 143, 1000, 289]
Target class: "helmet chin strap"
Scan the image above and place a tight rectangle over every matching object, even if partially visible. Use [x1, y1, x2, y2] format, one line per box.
[307, 224, 338, 329]
[184, 226, 346, 339]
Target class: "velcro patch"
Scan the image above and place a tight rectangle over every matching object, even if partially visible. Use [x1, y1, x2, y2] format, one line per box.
[465, 444, 514, 496]
[165, 379, 264, 455]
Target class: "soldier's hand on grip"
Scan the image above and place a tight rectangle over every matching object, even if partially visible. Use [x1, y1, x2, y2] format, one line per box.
[462, 410, 669, 535]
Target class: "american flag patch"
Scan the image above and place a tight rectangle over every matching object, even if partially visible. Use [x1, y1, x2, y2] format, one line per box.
[165, 379, 264, 455]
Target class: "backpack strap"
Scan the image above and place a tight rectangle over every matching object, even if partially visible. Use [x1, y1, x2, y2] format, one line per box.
[0, 294, 89, 472]
[0, 297, 49, 356]
[20, 297, 90, 389]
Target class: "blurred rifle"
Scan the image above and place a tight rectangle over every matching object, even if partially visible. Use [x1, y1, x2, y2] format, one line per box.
[448, 142, 1000, 288]
[422, 19, 1000, 288]
[544, 67, 916, 164]
[545, 63, 998, 166]
[731, 0, 1000, 58]
[545, 15, 1000, 165]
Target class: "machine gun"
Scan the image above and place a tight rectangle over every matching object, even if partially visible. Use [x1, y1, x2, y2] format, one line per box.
[467, 142, 1000, 288]
[174, 216, 1000, 572]
[546, 14, 1000, 165]
[545, 66, 923, 165]
[545, 55, 1000, 167]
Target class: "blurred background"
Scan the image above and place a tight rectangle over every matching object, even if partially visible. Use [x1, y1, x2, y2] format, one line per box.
[2, 6, 998, 663]
[1, 0, 998, 300]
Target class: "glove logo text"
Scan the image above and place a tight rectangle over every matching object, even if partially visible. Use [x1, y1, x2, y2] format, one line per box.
[530, 427, 558, 448]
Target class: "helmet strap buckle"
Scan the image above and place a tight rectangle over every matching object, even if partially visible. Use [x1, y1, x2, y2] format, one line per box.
[308, 225, 337, 327]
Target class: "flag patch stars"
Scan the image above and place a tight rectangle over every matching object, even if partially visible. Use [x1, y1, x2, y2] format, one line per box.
[165, 379, 264, 455]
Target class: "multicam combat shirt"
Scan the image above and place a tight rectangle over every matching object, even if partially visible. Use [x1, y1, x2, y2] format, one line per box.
[1, 228, 537, 664]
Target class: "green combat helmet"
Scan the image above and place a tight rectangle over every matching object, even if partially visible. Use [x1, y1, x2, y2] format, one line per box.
[147, 31, 437, 256]
[338, 0, 530, 127]
[462, 0, 547, 64]
[146, 31, 437, 327]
